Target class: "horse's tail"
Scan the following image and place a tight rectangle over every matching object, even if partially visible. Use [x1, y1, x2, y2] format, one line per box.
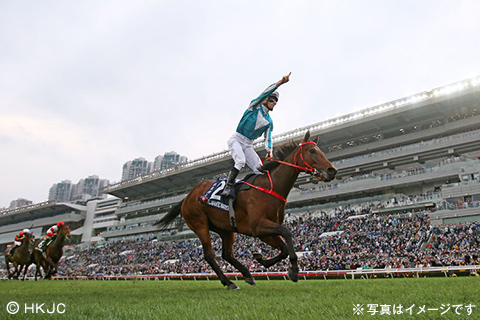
[154, 199, 184, 231]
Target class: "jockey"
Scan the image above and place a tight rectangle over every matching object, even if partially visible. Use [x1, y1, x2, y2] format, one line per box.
[36, 221, 64, 252]
[221, 72, 291, 198]
[8, 228, 31, 255]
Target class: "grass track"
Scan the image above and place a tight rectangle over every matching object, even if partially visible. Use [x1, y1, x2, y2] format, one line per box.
[0, 277, 478, 319]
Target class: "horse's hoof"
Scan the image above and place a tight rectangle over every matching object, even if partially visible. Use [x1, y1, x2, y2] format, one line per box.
[227, 283, 240, 290]
[288, 268, 299, 283]
[244, 276, 256, 286]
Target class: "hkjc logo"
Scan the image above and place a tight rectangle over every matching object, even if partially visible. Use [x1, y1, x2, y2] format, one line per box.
[6, 301, 66, 314]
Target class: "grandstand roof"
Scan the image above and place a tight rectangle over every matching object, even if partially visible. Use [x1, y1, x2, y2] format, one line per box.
[102, 77, 480, 201]
[0, 201, 85, 224]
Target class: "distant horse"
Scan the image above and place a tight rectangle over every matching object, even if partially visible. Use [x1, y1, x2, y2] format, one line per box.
[32, 224, 71, 280]
[4, 233, 34, 280]
[156, 131, 337, 289]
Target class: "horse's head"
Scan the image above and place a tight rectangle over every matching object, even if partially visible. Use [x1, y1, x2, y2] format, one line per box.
[59, 225, 71, 239]
[295, 131, 337, 182]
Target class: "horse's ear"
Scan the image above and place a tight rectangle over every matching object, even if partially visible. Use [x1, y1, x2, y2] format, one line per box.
[303, 130, 311, 142]
[312, 135, 318, 144]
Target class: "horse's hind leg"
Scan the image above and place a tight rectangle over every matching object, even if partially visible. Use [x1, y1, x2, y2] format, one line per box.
[15, 265, 24, 280]
[253, 235, 289, 269]
[12, 262, 20, 279]
[194, 227, 239, 290]
[217, 230, 255, 286]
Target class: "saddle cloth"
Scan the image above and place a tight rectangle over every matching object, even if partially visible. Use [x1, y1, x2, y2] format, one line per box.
[198, 174, 257, 211]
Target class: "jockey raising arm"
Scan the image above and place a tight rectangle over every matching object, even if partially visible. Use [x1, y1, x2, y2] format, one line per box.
[221, 72, 291, 198]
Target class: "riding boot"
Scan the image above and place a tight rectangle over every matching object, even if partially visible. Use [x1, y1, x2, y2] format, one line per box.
[8, 245, 16, 256]
[221, 168, 239, 198]
[45, 238, 53, 250]
[36, 238, 46, 252]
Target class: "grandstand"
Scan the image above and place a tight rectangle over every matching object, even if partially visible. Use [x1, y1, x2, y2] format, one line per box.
[1, 76, 480, 251]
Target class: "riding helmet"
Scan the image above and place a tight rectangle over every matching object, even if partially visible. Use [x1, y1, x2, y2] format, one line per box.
[268, 91, 279, 102]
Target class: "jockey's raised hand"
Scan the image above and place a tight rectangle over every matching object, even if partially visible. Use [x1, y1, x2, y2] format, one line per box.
[276, 72, 291, 87]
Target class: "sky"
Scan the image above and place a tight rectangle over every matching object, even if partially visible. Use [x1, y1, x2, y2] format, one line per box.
[1, 0, 479, 209]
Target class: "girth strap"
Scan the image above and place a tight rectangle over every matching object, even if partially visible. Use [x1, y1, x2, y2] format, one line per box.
[228, 197, 238, 232]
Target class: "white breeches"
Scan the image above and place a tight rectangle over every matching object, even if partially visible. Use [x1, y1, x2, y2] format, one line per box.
[228, 133, 263, 174]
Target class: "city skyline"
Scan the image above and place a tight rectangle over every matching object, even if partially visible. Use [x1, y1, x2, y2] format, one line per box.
[3, 151, 189, 210]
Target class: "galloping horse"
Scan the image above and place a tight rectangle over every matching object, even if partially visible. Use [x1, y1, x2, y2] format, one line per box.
[4, 233, 34, 280]
[156, 131, 337, 289]
[32, 224, 70, 280]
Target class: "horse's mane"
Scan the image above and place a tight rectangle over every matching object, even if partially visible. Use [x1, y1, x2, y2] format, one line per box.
[260, 140, 298, 172]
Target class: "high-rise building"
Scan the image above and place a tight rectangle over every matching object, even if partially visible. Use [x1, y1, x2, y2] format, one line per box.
[153, 155, 164, 171]
[48, 180, 73, 202]
[72, 175, 109, 201]
[160, 151, 187, 170]
[49, 176, 109, 202]
[122, 157, 153, 180]
[8, 198, 33, 210]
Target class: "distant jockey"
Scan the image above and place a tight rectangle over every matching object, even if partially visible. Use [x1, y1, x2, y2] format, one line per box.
[36, 221, 65, 252]
[8, 228, 31, 255]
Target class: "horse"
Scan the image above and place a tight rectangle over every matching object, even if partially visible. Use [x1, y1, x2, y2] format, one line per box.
[4, 232, 35, 280]
[155, 131, 337, 289]
[32, 224, 71, 280]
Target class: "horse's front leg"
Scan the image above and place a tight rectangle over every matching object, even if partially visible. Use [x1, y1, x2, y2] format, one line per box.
[22, 262, 32, 280]
[5, 259, 12, 280]
[253, 235, 289, 269]
[44, 262, 53, 280]
[34, 263, 42, 281]
[254, 222, 299, 282]
[50, 262, 59, 277]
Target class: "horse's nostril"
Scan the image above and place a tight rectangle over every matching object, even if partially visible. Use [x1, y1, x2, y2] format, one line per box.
[328, 167, 337, 175]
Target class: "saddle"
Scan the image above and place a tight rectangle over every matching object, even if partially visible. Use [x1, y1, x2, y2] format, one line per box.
[199, 174, 257, 211]
[199, 174, 258, 231]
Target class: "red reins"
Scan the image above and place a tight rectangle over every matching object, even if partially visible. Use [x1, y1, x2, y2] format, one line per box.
[241, 171, 287, 204]
[243, 141, 318, 204]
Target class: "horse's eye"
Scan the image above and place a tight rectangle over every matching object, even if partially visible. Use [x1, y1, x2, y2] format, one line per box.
[309, 149, 316, 154]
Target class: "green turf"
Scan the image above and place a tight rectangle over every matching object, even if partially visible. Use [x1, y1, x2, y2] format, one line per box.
[0, 277, 478, 319]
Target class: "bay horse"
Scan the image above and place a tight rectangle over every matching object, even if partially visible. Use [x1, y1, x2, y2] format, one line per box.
[4, 232, 34, 280]
[156, 131, 337, 289]
[32, 224, 71, 280]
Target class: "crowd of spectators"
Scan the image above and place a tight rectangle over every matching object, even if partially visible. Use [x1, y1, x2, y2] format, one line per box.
[2, 199, 479, 279]
[48, 202, 479, 277]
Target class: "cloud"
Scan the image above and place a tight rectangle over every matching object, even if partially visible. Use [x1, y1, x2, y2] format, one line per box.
[1, 0, 480, 207]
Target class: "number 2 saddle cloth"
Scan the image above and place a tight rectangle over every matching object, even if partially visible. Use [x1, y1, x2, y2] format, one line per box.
[198, 174, 257, 212]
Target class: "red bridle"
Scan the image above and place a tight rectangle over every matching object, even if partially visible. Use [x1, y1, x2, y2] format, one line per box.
[262, 141, 317, 174]
[243, 141, 319, 204]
